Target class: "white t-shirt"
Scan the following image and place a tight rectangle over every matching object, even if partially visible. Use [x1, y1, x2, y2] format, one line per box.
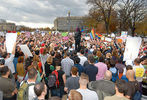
[5, 54, 15, 74]
[78, 55, 87, 66]
[77, 89, 99, 100]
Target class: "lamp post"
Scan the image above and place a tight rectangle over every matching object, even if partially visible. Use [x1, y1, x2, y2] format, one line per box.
[68, 11, 70, 33]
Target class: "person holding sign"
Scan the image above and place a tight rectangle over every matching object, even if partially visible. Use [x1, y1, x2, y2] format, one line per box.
[3, 42, 16, 74]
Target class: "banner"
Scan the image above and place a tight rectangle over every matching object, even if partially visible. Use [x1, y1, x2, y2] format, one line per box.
[6, 33, 17, 53]
[123, 37, 142, 61]
[19, 45, 33, 57]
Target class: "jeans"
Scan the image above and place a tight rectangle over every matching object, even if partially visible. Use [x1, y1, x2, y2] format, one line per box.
[51, 86, 64, 98]
[13, 58, 18, 73]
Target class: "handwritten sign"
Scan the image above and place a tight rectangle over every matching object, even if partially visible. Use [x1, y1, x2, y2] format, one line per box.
[19, 45, 33, 57]
[123, 37, 142, 61]
[135, 68, 144, 77]
[6, 33, 17, 53]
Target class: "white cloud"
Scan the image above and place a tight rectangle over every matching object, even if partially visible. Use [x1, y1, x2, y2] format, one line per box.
[0, 0, 89, 28]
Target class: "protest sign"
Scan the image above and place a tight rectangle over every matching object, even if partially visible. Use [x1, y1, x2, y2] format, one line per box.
[0, 32, 4, 36]
[19, 45, 33, 57]
[61, 32, 68, 37]
[6, 33, 17, 53]
[25, 32, 30, 38]
[17, 32, 21, 35]
[123, 37, 142, 61]
[41, 32, 45, 36]
[111, 33, 115, 37]
[121, 31, 128, 41]
[63, 36, 69, 40]
[85, 37, 90, 40]
[135, 68, 145, 77]
[87, 42, 90, 48]
[31, 32, 34, 35]
[105, 37, 112, 42]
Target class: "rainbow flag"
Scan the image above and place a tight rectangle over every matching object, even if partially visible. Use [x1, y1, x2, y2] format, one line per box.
[95, 33, 102, 39]
[89, 28, 95, 39]
[90, 32, 94, 39]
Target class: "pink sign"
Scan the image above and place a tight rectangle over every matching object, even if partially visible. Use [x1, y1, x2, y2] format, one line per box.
[63, 36, 69, 40]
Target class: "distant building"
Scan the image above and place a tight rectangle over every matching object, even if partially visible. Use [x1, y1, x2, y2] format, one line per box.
[0, 19, 16, 31]
[54, 16, 85, 32]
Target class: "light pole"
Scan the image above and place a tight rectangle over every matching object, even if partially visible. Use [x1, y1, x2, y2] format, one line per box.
[68, 11, 70, 33]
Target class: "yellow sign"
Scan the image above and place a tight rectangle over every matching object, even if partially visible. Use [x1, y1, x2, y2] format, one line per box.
[17, 32, 21, 35]
[135, 68, 144, 77]
[49, 32, 51, 35]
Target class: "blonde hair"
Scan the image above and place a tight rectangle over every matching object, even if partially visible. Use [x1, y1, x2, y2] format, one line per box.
[79, 73, 89, 85]
[69, 90, 82, 100]
[47, 56, 53, 64]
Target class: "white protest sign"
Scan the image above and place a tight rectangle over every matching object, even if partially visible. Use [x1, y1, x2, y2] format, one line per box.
[85, 37, 90, 40]
[111, 33, 115, 37]
[0, 32, 4, 36]
[19, 45, 33, 57]
[41, 32, 45, 36]
[87, 42, 90, 48]
[123, 37, 142, 61]
[105, 37, 112, 42]
[31, 32, 35, 35]
[6, 33, 17, 53]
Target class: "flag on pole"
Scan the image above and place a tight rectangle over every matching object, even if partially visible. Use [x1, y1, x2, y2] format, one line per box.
[89, 28, 95, 39]
[90, 32, 94, 39]
[95, 33, 102, 39]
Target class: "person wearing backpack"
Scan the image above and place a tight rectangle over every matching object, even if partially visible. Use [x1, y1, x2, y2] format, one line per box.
[44, 56, 55, 99]
[125, 70, 140, 100]
[109, 59, 118, 82]
[17, 67, 37, 100]
[51, 61, 66, 98]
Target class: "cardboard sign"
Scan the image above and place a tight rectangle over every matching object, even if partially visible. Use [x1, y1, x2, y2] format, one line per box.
[63, 36, 69, 40]
[6, 33, 17, 53]
[123, 37, 142, 61]
[19, 45, 33, 57]
[85, 37, 90, 40]
[135, 68, 144, 77]
[0, 32, 4, 36]
[105, 37, 112, 42]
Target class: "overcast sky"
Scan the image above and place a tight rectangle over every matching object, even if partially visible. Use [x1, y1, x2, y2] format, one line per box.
[0, 0, 89, 28]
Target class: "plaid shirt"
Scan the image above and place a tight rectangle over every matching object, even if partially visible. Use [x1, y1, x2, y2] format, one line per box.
[61, 57, 74, 76]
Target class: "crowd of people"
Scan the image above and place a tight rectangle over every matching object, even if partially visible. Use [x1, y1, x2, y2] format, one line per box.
[0, 29, 146, 100]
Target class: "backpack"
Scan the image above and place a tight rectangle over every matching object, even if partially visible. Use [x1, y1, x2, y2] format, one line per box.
[133, 91, 141, 100]
[48, 70, 59, 88]
[17, 81, 35, 100]
[111, 68, 118, 82]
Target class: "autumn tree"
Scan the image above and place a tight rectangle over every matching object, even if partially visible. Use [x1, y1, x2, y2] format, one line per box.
[118, 0, 147, 36]
[87, 0, 118, 34]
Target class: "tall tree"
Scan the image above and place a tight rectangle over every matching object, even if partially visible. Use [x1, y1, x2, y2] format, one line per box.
[118, 0, 147, 36]
[87, 0, 118, 34]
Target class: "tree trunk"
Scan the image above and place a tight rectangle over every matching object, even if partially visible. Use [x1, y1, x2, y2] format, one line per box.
[105, 21, 109, 35]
